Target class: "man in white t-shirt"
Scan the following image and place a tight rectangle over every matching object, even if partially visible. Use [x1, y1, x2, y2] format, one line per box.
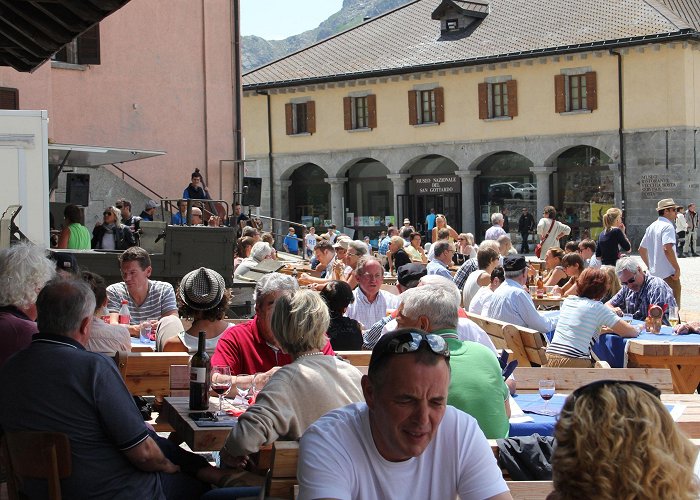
[298, 329, 511, 500]
[638, 198, 682, 307]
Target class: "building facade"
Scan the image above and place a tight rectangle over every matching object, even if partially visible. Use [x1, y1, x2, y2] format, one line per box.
[0, 0, 238, 225]
[241, 0, 700, 245]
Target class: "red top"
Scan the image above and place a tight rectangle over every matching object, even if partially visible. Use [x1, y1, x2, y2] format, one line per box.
[210, 317, 335, 374]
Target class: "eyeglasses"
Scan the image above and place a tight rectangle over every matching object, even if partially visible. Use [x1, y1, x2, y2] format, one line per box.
[572, 379, 661, 401]
[115, 205, 123, 209]
[346, 252, 358, 257]
[378, 331, 450, 359]
[621, 275, 637, 286]
[103, 212, 111, 216]
[361, 273, 383, 280]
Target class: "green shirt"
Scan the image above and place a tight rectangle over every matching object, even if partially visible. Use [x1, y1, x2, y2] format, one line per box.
[434, 328, 510, 439]
[68, 223, 91, 250]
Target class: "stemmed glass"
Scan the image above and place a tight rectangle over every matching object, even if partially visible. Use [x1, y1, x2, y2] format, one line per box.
[211, 366, 232, 416]
[539, 379, 556, 414]
[236, 373, 253, 406]
[668, 305, 679, 327]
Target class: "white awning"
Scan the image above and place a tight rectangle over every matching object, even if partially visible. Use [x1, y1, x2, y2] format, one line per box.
[48, 143, 165, 168]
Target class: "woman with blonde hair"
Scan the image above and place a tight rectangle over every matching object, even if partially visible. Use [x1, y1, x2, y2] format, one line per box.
[217, 289, 363, 468]
[431, 214, 459, 244]
[549, 380, 699, 499]
[91, 206, 135, 250]
[600, 265, 620, 303]
[596, 207, 631, 266]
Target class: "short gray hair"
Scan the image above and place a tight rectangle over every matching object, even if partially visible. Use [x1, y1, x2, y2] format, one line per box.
[505, 268, 526, 280]
[37, 278, 95, 336]
[356, 256, 382, 276]
[433, 240, 453, 258]
[348, 240, 368, 257]
[271, 289, 329, 355]
[479, 240, 500, 253]
[0, 243, 55, 309]
[491, 212, 504, 224]
[250, 241, 273, 262]
[418, 275, 462, 304]
[616, 256, 642, 277]
[400, 284, 459, 330]
[253, 272, 298, 305]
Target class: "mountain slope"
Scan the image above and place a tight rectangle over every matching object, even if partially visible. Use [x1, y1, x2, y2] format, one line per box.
[242, 0, 413, 72]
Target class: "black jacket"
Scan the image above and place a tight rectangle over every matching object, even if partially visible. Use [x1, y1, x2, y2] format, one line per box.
[518, 213, 536, 233]
[91, 225, 136, 250]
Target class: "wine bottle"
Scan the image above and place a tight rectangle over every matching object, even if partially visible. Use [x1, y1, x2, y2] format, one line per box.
[189, 331, 211, 410]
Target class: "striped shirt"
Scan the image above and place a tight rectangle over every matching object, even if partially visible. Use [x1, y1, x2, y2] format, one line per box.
[106, 280, 177, 324]
[453, 258, 478, 291]
[547, 296, 621, 359]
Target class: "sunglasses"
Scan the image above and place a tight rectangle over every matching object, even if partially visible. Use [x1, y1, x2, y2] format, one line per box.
[378, 331, 450, 359]
[572, 379, 661, 400]
[115, 205, 123, 209]
[103, 212, 111, 216]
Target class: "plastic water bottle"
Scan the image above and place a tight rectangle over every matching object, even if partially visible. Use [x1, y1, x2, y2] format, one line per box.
[118, 300, 130, 325]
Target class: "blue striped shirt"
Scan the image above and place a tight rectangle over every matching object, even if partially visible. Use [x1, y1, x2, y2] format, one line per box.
[547, 296, 621, 359]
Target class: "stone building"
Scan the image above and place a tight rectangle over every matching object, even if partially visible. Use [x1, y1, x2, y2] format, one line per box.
[241, 0, 700, 245]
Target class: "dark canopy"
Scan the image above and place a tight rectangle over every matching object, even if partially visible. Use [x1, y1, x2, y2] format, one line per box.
[0, 0, 131, 72]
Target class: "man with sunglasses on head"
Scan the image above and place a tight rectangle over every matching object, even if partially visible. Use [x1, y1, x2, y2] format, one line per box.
[638, 198, 682, 307]
[605, 256, 676, 324]
[298, 328, 511, 500]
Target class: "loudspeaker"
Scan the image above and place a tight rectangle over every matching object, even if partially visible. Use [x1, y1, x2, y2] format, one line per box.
[66, 173, 90, 207]
[242, 177, 262, 207]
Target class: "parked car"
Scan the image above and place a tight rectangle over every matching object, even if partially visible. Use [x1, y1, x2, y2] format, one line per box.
[521, 183, 537, 199]
[488, 182, 527, 200]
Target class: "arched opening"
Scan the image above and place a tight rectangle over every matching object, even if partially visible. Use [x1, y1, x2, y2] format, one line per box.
[345, 158, 391, 242]
[554, 146, 613, 241]
[288, 163, 329, 229]
[401, 154, 461, 235]
[474, 152, 534, 240]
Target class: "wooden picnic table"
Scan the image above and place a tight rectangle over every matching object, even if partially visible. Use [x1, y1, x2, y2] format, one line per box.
[627, 340, 700, 394]
[532, 295, 565, 309]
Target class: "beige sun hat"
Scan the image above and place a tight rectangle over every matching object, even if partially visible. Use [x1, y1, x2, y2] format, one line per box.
[655, 198, 682, 211]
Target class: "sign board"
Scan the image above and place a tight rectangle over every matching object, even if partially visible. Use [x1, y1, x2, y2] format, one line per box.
[640, 174, 678, 199]
[410, 175, 460, 195]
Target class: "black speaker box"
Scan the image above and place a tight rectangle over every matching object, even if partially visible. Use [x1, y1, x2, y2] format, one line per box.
[242, 177, 262, 207]
[66, 173, 90, 207]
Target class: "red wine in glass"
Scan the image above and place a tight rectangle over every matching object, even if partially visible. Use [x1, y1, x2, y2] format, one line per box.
[539, 380, 556, 413]
[212, 385, 229, 395]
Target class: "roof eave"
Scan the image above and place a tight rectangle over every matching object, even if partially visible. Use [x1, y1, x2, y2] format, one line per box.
[243, 30, 698, 92]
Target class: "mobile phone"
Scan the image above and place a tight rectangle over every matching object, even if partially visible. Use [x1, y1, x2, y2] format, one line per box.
[188, 411, 217, 421]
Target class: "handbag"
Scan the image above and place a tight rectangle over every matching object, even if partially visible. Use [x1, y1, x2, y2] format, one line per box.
[535, 219, 556, 258]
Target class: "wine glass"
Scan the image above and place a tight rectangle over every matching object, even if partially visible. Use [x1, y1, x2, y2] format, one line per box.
[539, 379, 556, 413]
[236, 373, 253, 406]
[211, 366, 232, 416]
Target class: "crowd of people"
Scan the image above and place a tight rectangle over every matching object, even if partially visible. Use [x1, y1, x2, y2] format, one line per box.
[1, 193, 697, 499]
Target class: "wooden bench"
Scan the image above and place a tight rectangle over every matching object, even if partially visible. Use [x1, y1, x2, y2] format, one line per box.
[468, 313, 548, 366]
[512, 367, 674, 393]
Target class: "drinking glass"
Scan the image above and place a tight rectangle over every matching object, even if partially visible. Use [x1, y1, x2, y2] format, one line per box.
[539, 379, 556, 413]
[668, 305, 679, 327]
[211, 366, 232, 416]
[139, 321, 152, 344]
[236, 373, 253, 406]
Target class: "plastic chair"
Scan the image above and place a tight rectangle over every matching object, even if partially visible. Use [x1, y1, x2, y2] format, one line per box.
[1, 431, 72, 500]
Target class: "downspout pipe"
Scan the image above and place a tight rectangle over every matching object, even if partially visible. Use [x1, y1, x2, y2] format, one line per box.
[256, 90, 274, 218]
[231, 0, 243, 196]
[610, 49, 625, 212]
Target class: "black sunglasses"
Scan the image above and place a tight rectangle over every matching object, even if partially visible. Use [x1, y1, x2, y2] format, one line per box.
[115, 205, 123, 209]
[103, 212, 111, 216]
[379, 331, 450, 359]
[621, 276, 637, 286]
[572, 379, 661, 400]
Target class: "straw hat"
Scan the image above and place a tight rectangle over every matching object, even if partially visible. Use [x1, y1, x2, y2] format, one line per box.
[179, 267, 226, 310]
[655, 198, 682, 211]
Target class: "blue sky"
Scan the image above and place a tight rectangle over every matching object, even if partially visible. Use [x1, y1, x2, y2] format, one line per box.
[241, 0, 344, 40]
